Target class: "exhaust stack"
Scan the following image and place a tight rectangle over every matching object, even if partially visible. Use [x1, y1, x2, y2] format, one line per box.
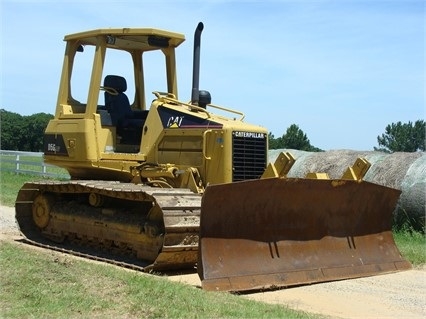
[191, 22, 204, 106]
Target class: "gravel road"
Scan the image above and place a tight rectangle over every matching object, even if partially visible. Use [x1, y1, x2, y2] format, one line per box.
[1, 205, 425, 319]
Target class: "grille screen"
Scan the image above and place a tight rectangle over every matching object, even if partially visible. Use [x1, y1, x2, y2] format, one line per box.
[232, 131, 267, 182]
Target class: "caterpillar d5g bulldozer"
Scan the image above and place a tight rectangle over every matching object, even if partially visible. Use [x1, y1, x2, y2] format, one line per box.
[16, 22, 411, 291]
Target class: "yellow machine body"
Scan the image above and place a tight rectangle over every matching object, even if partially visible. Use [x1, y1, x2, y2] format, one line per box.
[15, 24, 411, 289]
[42, 27, 266, 187]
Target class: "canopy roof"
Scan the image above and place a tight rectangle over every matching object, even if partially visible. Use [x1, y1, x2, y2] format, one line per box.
[64, 28, 186, 51]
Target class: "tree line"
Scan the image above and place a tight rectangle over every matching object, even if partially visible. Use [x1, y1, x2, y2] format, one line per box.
[0, 108, 424, 153]
[267, 121, 424, 152]
[1, 109, 53, 152]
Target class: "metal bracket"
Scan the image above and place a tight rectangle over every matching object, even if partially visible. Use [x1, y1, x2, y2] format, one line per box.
[261, 152, 296, 179]
[341, 158, 371, 181]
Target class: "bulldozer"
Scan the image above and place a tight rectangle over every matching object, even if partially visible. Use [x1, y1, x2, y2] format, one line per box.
[15, 22, 411, 292]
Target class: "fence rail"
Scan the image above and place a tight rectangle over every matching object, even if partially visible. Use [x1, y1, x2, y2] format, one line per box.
[0, 150, 69, 179]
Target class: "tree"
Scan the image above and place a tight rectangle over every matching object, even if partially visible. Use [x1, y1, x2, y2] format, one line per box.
[375, 120, 425, 153]
[0, 109, 24, 150]
[22, 113, 54, 151]
[268, 132, 283, 149]
[281, 124, 312, 150]
[0, 109, 53, 151]
[269, 124, 322, 151]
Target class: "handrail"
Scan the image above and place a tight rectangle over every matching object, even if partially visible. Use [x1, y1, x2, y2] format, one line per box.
[153, 92, 245, 121]
[202, 130, 213, 160]
[207, 103, 245, 121]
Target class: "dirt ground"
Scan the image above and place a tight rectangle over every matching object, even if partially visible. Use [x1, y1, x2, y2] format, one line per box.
[168, 270, 426, 319]
[1, 205, 425, 319]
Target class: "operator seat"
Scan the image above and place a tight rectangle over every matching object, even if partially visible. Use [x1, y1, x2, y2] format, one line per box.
[103, 75, 144, 144]
[103, 75, 133, 126]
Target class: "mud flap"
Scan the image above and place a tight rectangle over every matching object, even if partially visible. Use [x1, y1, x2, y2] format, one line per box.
[198, 178, 412, 292]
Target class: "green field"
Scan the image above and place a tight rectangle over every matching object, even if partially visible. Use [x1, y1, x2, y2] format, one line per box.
[1, 171, 66, 206]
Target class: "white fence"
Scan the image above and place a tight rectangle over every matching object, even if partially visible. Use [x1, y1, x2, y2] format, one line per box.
[0, 150, 69, 179]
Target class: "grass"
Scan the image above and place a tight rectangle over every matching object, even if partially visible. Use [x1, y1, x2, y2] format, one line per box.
[394, 230, 426, 266]
[0, 242, 319, 319]
[0, 171, 59, 206]
[0, 154, 68, 182]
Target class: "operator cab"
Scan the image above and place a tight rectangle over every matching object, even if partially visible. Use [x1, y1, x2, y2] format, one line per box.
[56, 28, 185, 151]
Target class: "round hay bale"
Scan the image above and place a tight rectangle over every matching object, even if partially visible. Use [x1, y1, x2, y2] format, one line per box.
[268, 149, 425, 231]
[398, 154, 426, 230]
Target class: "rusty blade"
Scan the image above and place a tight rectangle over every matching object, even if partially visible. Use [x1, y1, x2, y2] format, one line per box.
[198, 178, 412, 292]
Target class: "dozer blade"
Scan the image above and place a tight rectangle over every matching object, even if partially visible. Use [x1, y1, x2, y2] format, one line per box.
[198, 178, 412, 292]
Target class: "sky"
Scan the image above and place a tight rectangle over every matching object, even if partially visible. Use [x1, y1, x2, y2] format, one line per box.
[1, 0, 424, 151]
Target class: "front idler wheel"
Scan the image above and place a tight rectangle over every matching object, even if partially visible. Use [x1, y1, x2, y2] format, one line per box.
[32, 194, 54, 229]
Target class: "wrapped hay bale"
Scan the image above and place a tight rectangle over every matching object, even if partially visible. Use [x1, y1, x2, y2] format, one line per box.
[268, 149, 425, 231]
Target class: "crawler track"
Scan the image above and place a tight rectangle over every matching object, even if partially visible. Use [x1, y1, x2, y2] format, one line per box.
[15, 180, 201, 272]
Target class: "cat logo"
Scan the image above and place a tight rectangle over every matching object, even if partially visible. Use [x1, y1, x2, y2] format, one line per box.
[167, 116, 184, 128]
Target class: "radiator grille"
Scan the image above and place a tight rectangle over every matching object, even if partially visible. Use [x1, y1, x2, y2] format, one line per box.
[232, 131, 267, 182]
